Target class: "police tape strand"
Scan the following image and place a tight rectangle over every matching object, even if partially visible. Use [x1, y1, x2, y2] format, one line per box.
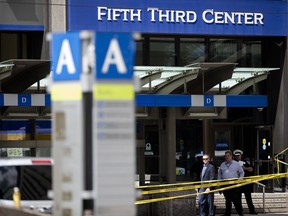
[136, 147, 288, 205]
[138, 174, 273, 194]
[135, 172, 288, 205]
[274, 147, 288, 172]
[138, 173, 283, 196]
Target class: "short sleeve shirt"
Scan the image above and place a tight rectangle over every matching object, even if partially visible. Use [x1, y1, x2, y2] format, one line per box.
[218, 160, 244, 179]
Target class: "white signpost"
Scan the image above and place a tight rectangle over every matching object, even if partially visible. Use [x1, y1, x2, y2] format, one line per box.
[93, 32, 136, 216]
[49, 31, 136, 216]
[49, 32, 86, 216]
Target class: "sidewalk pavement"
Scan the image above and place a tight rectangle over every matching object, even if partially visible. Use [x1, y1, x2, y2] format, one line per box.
[219, 214, 288, 216]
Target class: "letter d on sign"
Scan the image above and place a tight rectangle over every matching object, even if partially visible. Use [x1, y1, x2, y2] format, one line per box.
[204, 95, 214, 107]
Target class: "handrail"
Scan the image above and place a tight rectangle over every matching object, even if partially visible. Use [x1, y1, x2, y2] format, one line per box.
[254, 182, 265, 213]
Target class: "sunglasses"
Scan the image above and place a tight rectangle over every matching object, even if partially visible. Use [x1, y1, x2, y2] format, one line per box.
[202, 158, 209, 160]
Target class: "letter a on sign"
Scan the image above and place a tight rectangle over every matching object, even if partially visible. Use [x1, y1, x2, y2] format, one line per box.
[56, 39, 76, 74]
[95, 32, 135, 80]
[51, 32, 81, 81]
[101, 39, 127, 74]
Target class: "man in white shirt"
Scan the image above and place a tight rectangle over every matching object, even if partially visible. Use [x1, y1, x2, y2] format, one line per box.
[218, 150, 244, 216]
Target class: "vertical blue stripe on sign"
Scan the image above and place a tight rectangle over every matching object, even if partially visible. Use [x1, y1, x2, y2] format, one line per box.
[0, 94, 4, 106]
[226, 95, 267, 107]
[45, 94, 51, 106]
[18, 94, 31, 106]
[204, 95, 214, 107]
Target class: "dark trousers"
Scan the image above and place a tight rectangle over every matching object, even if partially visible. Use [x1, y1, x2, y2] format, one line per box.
[198, 188, 214, 216]
[223, 188, 243, 215]
[241, 184, 256, 213]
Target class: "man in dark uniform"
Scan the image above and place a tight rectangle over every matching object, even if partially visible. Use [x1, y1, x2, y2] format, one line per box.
[233, 149, 258, 215]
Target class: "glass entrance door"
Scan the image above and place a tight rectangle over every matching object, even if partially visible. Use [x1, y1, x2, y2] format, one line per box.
[255, 126, 273, 192]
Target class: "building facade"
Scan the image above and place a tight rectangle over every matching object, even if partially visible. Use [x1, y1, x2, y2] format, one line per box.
[0, 0, 287, 189]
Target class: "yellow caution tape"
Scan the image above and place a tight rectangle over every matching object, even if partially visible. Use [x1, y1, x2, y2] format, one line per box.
[136, 147, 288, 205]
[274, 147, 288, 173]
[135, 172, 288, 205]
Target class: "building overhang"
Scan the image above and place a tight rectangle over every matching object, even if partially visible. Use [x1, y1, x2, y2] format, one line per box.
[0, 59, 50, 93]
[0, 59, 280, 119]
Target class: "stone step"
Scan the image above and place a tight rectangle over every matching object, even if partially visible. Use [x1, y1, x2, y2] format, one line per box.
[196, 193, 288, 214]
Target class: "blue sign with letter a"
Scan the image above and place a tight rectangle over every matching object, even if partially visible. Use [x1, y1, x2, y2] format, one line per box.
[95, 32, 135, 80]
[51, 32, 81, 81]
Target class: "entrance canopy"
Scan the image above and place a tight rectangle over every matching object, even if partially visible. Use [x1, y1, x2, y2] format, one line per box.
[0, 59, 279, 118]
[134, 63, 278, 118]
[0, 59, 50, 93]
[135, 63, 278, 95]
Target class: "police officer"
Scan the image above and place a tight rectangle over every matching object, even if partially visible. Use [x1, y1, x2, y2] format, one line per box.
[233, 149, 258, 215]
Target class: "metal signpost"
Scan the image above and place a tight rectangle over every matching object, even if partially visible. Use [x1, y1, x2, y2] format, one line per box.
[49, 31, 136, 215]
[93, 32, 136, 216]
[49, 32, 89, 216]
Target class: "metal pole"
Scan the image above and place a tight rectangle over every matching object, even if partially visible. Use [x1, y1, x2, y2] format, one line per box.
[262, 186, 265, 213]
[80, 31, 95, 212]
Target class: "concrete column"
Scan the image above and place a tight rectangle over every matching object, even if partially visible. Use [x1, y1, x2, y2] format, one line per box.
[43, 0, 67, 59]
[136, 121, 146, 186]
[203, 119, 214, 157]
[273, 39, 288, 155]
[49, 0, 66, 32]
[273, 38, 288, 191]
[159, 119, 167, 183]
[166, 107, 176, 183]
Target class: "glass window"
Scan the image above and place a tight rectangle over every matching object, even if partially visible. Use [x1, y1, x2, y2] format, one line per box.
[149, 38, 175, 66]
[176, 120, 203, 180]
[237, 40, 262, 67]
[0, 33, 18, 61]
[209, 39, 237, 63]
[144, 124, 159, 174]
[179, 38, 205, 66]
[35, 120, 51, 140]
[0, 165, 52, 200]
[214, 130, 230, 163]
[0, 32, 43, 62]
[246, 41, 262, 67]
[135, 40, 143, 65]
[0, 120, 51, 141]
[21, 34, 27, 59]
